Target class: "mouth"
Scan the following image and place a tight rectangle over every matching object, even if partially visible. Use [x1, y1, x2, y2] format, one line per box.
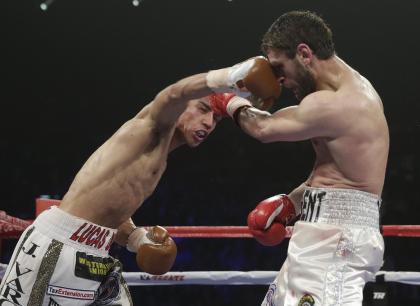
[193, 130, 208, 142]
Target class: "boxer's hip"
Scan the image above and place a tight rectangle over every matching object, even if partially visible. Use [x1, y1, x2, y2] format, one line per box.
[0, 207, 132, 305]
[294, 186, 383, 278]
[33, 206, 117, 256]
[272, 187, 384, 305]
[283, 221, 384, 305]
[299, 186, 381, 229]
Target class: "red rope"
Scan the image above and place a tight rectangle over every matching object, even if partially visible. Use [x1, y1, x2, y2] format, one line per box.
[1, 209, 420, 238]
[153, 225, 420, 238]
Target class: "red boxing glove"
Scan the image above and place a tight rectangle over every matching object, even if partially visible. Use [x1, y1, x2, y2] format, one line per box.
[247, 194, 296, 246]
[208, 93, 251, 118]
[247, 213, 286, 246]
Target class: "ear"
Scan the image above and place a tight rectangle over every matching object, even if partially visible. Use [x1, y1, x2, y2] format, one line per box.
[296, 43, 313, 65]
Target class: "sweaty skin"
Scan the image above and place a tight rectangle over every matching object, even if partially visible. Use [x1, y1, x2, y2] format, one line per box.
[237, 49, 389, 199]
[59, 73, 219, 243]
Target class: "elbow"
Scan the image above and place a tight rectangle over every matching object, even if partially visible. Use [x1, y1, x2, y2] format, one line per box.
[247, 124, 273, 143]
[257, 132, 273, 143]
[166, 81, 191, 102]
[166, 83, 184, 102]
[259, 136, 272, 144]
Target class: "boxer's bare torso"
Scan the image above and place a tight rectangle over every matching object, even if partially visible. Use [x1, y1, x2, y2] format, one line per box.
[306, 68, 389, 196]
[60, 107, 175, 228]
[239, 53, 389, 197]
[59, 73, 217, 229]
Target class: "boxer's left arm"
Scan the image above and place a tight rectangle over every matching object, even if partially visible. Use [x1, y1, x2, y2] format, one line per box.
[233, 90, 345, 142]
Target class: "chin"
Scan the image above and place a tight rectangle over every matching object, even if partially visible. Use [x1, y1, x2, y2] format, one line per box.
[188, 141, 201, 148]
[183, 137, 200, 148]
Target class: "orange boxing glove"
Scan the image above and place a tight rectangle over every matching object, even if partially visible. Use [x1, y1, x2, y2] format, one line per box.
[206, 56, 281, 103]
[127, 226, 177, 275]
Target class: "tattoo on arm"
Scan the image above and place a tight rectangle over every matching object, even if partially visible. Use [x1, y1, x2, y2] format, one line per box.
[237, 106, 271, 130]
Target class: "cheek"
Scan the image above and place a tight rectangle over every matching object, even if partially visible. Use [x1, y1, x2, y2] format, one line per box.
[182, 113, 199, 131]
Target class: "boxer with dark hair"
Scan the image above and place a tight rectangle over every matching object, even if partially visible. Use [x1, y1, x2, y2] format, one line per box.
[0, 58, 279, 305]
[212, 11, 389, 306]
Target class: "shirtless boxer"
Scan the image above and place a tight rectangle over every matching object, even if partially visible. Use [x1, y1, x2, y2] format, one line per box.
[0, 58, 280, 306]
[212, 11, 389, 306]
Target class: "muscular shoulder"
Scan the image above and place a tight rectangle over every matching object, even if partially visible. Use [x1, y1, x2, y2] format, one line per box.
[133, 102, 172, 132]
[297, 90, 359, 138]
[300, 90, 337, 113]
[115, 103, 166, 141]
[299, 91, 343, 122]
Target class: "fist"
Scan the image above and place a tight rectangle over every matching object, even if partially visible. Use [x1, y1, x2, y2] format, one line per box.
[128, 226, 177, 275]
[207, 56, 281, 102]
[247, 194, 296, 246]
[247, 209, 286, 246]
[208, 93, 253, 118]
[235, 57, 282, 104]
[248, 210, 286, 246]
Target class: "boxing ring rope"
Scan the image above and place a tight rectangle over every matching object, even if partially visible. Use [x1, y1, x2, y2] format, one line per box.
[1, 202, 420, 287]
[160, 225, 420, 238]
[2, 212, 420, 239]
[1, 263, 419, 286]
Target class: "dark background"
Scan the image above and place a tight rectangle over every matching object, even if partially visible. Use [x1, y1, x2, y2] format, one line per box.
[2, 0, 420, 305]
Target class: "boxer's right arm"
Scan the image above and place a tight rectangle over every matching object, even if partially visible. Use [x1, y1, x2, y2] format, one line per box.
[235, 90, 343, 142]
[140, 57, 281, 127]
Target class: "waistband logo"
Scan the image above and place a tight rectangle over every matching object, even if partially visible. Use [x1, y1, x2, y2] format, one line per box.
[300, 190, 326, 223]
[69, 223, 115, 251]
[47, 285, 95, 300]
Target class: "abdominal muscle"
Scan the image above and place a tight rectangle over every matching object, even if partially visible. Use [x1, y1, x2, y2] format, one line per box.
[307, 158, 383, 197]
[60, 155, 167, 228]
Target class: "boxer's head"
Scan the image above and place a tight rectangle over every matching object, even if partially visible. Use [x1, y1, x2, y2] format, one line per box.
[175, 96, 222, 147]
[261, 11, 335, 101]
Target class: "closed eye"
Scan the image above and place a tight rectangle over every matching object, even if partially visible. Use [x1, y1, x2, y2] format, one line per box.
[198, 101, 212, 113]
[273, 66, 285, 78]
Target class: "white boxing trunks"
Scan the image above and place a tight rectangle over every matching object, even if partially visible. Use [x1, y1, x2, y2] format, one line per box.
[0, 206, 133, 306]
[262, 187, 384, 306]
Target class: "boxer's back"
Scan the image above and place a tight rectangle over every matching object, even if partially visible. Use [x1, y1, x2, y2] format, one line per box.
[60, 106, 175, 228]
[308, 70, 389, 196]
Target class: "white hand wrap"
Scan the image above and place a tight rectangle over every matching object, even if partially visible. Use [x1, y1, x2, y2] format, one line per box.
[226, 96, 252, 118]
[126, 227, 155, 253]
[206, 57, 265, 97]
[206, 68, 230, 93]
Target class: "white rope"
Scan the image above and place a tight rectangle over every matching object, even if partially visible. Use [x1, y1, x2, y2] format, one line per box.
[123, 271, 277, 286]
[376, 271, 420, 285]
[1, 264, 420, 286]
[122, 270, 420, 286]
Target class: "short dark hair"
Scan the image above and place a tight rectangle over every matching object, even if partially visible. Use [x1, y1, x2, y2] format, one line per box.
[261, 11, 335, 60]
